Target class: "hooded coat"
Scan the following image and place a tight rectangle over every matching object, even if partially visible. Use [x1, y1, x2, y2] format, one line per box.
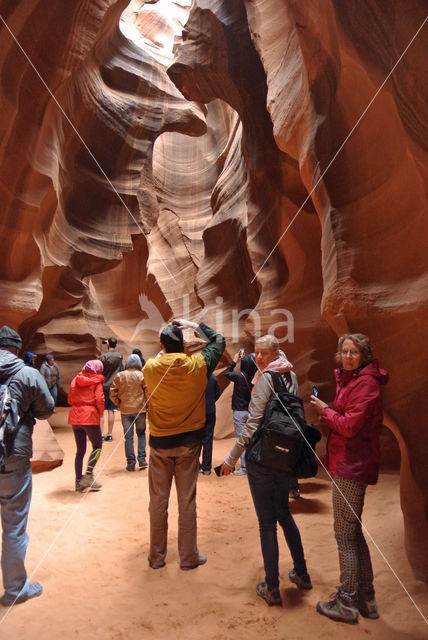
[321, 359, 389, 485]
[143, 323, 225, 441]
[0, 349, 54, 458]
[109, 355, 147, 415]
[68, 370, 105, 426]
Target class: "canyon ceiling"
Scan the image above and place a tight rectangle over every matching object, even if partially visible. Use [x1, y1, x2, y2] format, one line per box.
[0, 1, 427, 579]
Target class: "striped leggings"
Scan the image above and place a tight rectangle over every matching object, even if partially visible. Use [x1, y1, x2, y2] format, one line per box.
[332, 476, 374, 595]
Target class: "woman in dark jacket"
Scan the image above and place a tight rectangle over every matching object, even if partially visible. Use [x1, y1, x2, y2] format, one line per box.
[311, 333, 388, 625]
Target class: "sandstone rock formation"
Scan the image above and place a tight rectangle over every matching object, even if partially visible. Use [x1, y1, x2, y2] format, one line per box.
[0, 0, 426, 579]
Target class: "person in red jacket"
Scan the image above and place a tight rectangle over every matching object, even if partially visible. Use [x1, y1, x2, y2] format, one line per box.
[68, 360, 105, 492]
[311, 333, 388, 625]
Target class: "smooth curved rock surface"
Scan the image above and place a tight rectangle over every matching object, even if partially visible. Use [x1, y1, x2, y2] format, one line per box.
[0, 0, 427, 579]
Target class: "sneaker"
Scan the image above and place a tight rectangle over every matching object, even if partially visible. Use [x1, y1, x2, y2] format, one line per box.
[233, 468, 247, 476]
[358, 589, 379, 619]
[79, 475, 102, 491]
[105, 434, 113, 442]
[1, 582, 43, 607]
[256, 582, 282, 606]
[316, 590, 358, 624]
[289, 488, 300, 499]
[126, 464, 136, 472]
[139, 461, 148, 470]
[201, 469, 211, 476]
[289, 569, 312, 590]
[180, 553, 207, 571]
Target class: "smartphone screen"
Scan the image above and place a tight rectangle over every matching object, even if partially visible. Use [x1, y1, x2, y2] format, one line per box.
[312, 385, 319, 397]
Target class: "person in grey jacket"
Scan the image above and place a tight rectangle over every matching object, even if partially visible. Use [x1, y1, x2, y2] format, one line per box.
[0, 326, 54, 607]
[39, 354, 61, 405]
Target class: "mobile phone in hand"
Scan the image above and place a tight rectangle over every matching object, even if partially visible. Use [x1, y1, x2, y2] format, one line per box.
[312, 385, 319, 397]
[214, 464, 223, 477]
[239, 348, 245, 358]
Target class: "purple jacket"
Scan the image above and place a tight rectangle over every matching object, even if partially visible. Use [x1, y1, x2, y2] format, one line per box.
[322, 359, 389, 485]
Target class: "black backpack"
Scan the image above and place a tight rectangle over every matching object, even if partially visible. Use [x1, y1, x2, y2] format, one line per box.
[0, 376, 20, 468]
[246, 371, 321, 477]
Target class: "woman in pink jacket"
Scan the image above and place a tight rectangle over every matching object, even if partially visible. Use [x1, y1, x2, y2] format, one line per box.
[68, 360, 105, 492]
[311, 333, 388, 625]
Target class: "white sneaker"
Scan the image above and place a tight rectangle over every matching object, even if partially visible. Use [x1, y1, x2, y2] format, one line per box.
[233, 468, 247, 476]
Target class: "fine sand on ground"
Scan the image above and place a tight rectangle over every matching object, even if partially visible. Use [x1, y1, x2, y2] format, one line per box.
[0, 413, 427, 639]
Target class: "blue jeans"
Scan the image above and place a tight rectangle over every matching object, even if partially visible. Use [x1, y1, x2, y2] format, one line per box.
[0, 457, 32, 601]
[233, 410, 248, 470]
[247, 461, 307, 589]
[121, 413, 147, 466]
[49, 385, 58, 404]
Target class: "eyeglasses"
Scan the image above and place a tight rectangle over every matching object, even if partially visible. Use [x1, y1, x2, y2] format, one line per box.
[341, 350, 360, 357]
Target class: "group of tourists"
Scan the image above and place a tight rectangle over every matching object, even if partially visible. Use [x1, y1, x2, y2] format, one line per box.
[0, 320, 388, 627]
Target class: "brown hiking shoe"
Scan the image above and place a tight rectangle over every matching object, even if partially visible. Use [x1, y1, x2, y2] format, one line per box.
[289, 569, 312, 590]
[358, 589, 379, 619]
[316, 590, 358, 624]
[79, 474, 102, 491]
[256, 582, 282, 606]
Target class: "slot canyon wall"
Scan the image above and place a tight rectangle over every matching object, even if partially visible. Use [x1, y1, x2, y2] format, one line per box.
[0, 1, 427, 579]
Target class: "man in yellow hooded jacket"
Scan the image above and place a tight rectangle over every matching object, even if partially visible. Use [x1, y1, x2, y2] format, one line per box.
[143, 318, 225, 570]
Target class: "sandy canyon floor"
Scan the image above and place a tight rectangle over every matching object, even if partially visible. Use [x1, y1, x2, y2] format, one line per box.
[0, 413, 427, 639]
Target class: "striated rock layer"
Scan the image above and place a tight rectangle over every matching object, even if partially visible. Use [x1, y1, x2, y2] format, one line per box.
[0, 1, 427, 578]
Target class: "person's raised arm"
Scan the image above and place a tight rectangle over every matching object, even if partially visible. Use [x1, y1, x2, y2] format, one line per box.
[219, 373, 273, 475]
[173, 318, 225, 377]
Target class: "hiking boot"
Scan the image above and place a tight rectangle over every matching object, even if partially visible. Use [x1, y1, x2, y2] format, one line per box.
[289, 569, 312, 590]
[79, 474, 102, 491]
[139, 461, 148, 470]
[256, 582, 282, 606]
[316, 590, 358, 624]
[126, 464, 136, 472]
[358, 589, 379, 619]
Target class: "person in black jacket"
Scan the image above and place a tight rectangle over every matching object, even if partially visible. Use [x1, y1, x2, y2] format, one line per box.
[99, 337, 123, 441]
[223, 351, 257, 476]
[200, 373, 221, 475]
[0, 326, 54, 607]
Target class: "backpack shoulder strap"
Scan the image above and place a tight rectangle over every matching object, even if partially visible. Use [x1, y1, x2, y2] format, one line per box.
[267, 371, 287, 394]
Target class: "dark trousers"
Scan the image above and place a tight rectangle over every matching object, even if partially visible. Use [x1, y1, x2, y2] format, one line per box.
[247, 462, 307, 589]
[72, 425, 103, 480]
[200, 412, 216, 471]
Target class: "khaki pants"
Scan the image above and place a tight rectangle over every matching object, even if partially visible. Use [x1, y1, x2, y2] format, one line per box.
[148, 442, 200, 568]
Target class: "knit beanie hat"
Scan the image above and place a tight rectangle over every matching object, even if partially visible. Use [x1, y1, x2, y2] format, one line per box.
[0, 326, 22, 349]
